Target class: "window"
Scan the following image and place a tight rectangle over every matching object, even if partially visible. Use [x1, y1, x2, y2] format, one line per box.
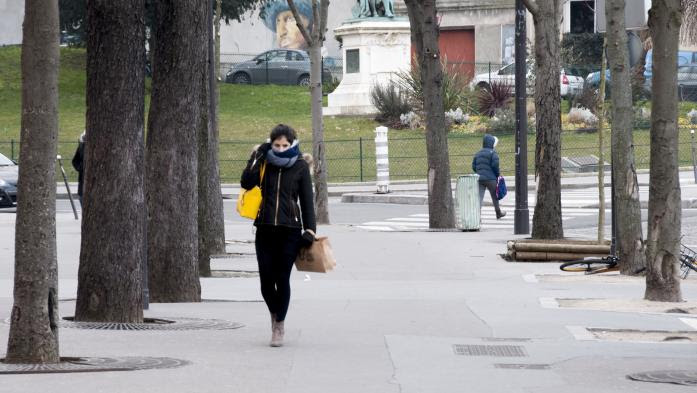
[287, 51, 305, 61]
[267, 50, 287, 63]
[570, 1, 595, 34]
[346, 49, 359, 74]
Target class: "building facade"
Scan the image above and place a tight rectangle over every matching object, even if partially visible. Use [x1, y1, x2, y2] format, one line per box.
[0, 0, 24, 46]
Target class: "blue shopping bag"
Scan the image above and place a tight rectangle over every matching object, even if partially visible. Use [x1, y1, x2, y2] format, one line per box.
[496, 176, 507, 200]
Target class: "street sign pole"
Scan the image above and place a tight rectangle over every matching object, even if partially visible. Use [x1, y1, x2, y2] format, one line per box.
[514, 0, 530, 234]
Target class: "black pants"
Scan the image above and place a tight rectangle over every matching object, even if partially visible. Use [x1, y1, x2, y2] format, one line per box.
[255, 225, 302, 322]
[478, 180, 502, 216]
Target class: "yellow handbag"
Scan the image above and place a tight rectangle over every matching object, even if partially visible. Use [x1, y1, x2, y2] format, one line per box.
[237, 161, 266, 220]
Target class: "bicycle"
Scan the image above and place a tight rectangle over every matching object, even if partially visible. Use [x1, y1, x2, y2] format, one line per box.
[560, 243, 697, 277]
[679, 243, 697, 279]
[559, 255, 620, 275]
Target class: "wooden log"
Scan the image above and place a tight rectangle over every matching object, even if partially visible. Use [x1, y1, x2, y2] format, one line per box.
[513, 242, 610, 254]
[513, 251, 608, 261]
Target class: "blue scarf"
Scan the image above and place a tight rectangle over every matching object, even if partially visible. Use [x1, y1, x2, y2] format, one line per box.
[266, 140, 300, 168]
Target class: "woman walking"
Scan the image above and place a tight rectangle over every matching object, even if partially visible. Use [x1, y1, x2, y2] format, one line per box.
[241, 124, 316, 347]
[472, 133, 506, 219]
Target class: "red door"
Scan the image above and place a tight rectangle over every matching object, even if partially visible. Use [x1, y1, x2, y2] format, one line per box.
[439, 29, 475, 81]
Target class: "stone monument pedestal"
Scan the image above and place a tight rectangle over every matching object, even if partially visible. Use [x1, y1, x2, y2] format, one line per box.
[323, 19, 411, 117]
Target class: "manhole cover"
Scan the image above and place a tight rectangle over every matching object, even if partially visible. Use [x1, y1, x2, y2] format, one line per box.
[453, 344, 528, 357]
[8, 317, 246, 331]
[494, 363, 550, 370]
[628, 370, 697, 386]
[0, 356, 189, 374]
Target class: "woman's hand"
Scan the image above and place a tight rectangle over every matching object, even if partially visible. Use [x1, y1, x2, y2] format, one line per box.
[301, 230, 315, 247]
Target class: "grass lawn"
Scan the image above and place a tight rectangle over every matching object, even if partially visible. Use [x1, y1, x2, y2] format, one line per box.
[1, 46, 696, 183]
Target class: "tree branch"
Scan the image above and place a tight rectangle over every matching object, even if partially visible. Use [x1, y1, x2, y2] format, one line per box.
[319, 0, 329, 43]
[522, 0, 539, 17]
[287, 0, 314, 46]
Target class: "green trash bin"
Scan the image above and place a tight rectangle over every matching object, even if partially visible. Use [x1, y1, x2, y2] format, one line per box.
[455, 174, 480, 231]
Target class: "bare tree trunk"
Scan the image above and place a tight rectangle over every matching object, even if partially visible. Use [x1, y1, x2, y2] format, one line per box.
[309, 44, 330, 224]
[597, 39, 607, 244]
[75, 0, 145, 322]
[288, 0, 331, 225]
[645, 0, 683, 302]
[215, 0, 222, 81]
[199, 0, 226, 278]
[146, 0, 204, 302]
[6, 0, 60, 363]
[404, 0, 455, 229]
[606, 0, 646, 275]
[524, 0, 564, 239]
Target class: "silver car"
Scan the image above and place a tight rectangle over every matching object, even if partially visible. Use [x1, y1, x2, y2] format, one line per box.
[0, 153, 17, 208]
[225, 49, 331, 86]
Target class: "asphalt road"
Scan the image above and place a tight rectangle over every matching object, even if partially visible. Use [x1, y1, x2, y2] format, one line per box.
[5, 200, 697, 244]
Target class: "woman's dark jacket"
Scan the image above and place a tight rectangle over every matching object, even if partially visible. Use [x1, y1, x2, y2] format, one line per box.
[471, 134, 500, 181]
[240, 144, 316, 233]
[71, 142, 85, 197]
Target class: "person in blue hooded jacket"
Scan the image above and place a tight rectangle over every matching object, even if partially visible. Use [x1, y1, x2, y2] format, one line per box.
[472, 134, 506, 219]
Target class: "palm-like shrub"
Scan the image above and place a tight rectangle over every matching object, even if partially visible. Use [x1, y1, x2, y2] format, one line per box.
[394, 57, 471, 113]
[477, 81, 512, 117]
[370, 82, 411, 126]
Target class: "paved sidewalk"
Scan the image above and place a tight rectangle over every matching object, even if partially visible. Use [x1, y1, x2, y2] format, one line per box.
[0, 207, 696, 392]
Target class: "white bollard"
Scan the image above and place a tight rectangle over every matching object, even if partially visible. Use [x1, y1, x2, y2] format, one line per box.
[375, 126, 389, 194]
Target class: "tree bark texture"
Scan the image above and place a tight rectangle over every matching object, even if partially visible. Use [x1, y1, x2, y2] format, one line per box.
[527, 0, 564, 239]
[75, 0, 145, 322]
[606, 0, 647, 275]
[288, 0, 330, 225]
[6, 0, 60, 363]
[146, 0, 204, 302]
[645, 0, 683, 302]
[215, 0, 222, 81]
[404, 0, 455, 229]
[596, 40, 607, 244]
[198, 0, 226, 278]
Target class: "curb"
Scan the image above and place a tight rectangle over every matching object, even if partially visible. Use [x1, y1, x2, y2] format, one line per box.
[341, 193, 428, 205]
[583, 198, 697, 209]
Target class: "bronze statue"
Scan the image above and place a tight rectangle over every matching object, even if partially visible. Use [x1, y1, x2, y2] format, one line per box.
[356, 0, 395, 18]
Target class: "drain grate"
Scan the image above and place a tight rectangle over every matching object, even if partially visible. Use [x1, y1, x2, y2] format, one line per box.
[628, 370, 697, 386]
[54, 317, 244, 331]
[494, 363, 550, 370]
[0, 356, 189, 374]
[453, 344, 528, 357]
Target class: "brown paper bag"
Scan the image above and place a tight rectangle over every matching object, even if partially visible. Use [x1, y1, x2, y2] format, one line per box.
[295, 237, 337, 273]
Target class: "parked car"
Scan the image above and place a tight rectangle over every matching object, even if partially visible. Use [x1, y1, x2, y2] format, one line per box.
[470, 63, 584, 98]
[585, 49, 697, 90]
[225, 49, 332, 86]
[677, 64, 697, 101]
[0, 153, 18, 208]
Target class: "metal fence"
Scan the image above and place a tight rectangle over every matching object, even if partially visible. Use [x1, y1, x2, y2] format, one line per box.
[8, 127, 694, 185]
[439, 60, 697, 102]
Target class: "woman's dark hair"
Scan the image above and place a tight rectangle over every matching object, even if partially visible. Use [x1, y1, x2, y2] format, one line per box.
[270, 124, 297, 143]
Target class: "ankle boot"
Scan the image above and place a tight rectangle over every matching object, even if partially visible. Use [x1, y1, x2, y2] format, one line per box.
[270, 320, 284, 347]
[270, 313, 277, 331]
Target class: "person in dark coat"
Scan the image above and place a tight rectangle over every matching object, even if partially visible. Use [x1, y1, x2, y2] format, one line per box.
[472, 133, 506, 219]
[71, 131, 86, 205]
[241, 124, 316, 347]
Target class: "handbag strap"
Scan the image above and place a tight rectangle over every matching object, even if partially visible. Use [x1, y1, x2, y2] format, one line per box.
[259, 162, 266, 186]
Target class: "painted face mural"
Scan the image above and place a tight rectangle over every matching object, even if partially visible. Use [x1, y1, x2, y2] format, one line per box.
[262, 0, 313, 50]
